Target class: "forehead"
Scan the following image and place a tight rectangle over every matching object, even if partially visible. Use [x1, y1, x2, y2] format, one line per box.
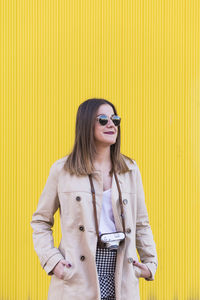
[96, 104, 115, 116]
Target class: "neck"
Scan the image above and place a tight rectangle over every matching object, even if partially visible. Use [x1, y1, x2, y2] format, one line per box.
[93, 145, 112, 171]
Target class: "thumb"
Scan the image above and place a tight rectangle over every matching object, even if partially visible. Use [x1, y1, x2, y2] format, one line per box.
[133, 260, 142, 277]
[60, 259, 72, 268]
[133, 260, 143, 268]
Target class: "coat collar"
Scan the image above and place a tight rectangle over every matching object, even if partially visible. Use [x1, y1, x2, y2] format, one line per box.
[91, 157, 136, 173]
[91, 157, 136, 186]
[123, 157, 136, 171]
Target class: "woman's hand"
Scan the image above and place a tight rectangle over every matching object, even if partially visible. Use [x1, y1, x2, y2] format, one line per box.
[133, 260, 152, 279]
[52, 259, 72, 280]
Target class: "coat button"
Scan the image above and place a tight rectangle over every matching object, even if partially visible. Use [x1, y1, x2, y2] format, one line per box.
[76, 196, 81, 201]
[123, 199, 128, 205]
[80, 255, 85, 261]
[79, 225, 85, 231]
[128, 257, 133, 264]
[126, 228, 131, 234]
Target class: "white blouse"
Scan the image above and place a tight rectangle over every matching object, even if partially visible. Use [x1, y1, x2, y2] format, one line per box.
[99, 189, 117, 235]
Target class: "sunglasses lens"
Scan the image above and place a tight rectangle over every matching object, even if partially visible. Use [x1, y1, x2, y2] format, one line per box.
[112, 115, 121, 126]
[98, 115, 108, 126]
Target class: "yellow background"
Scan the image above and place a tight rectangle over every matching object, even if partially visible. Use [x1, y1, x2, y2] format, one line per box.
[0, 0, 200, 299]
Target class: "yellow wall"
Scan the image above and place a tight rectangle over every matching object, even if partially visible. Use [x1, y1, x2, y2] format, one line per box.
[0, 0, 200, 299]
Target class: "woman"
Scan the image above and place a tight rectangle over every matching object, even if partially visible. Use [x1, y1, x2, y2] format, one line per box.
[31, 98, 158, 300]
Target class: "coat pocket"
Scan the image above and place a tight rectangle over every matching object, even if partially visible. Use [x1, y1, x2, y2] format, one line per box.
[133, 265, 141, 279]
[62, 265, 76, 281]
[58, 248, 77, 282]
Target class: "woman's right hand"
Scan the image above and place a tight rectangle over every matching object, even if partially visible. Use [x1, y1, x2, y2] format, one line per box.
[52, 259, 72, 279]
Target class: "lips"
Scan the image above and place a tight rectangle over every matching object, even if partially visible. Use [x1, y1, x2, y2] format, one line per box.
[104, 132, 115, 135]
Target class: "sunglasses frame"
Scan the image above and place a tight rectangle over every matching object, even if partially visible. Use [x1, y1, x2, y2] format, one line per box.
[96, 114, 121, 127]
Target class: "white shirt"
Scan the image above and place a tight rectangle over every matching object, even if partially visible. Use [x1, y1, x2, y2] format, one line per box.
[99, 189, 117, 235]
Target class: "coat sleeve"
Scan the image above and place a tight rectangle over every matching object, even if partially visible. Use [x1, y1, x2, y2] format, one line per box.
[30, 161, 65, 276]
[135, 163, 158, 281]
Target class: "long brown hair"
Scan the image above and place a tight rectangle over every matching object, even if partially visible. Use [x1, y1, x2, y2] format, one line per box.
[64, 98, 131, 176]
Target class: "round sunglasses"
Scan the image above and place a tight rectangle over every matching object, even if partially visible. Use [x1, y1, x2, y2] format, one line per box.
[96, 114, 121, 127]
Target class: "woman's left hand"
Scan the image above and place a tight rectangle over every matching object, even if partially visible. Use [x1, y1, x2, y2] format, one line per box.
[133, 260, 152, 279]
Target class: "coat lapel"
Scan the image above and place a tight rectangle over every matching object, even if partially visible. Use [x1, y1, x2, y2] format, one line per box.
[111, 172, 124, 232]
[110, 158, 136, 231]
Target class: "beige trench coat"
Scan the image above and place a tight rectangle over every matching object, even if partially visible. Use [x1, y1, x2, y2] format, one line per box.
[30, 155, 158, 300]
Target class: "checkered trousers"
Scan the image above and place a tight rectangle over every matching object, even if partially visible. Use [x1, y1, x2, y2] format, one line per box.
[95, 245, 117, 300]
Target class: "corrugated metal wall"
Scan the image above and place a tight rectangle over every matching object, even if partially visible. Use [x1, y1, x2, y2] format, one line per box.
[0, 0, 199, 299]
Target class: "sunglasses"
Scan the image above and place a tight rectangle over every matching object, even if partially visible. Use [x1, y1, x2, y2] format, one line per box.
[96, 114, 121, 127]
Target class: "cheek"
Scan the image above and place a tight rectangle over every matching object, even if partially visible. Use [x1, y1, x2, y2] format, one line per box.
[94, 125, 101, 140]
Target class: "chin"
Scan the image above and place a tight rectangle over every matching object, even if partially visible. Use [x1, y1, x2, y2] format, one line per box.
[102, 138, 117, 146]
[95, 135, 117, 146]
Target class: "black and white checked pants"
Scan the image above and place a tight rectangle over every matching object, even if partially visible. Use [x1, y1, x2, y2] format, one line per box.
[95, 245, 117, 300]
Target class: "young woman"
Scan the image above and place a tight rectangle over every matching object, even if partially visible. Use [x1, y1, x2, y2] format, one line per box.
[31, 98, 158, 300]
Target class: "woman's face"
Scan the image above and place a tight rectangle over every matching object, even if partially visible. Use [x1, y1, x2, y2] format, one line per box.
[93, 104, 118, 147]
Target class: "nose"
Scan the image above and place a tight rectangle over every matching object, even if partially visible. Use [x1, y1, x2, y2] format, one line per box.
[106, 118, 115, 127]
